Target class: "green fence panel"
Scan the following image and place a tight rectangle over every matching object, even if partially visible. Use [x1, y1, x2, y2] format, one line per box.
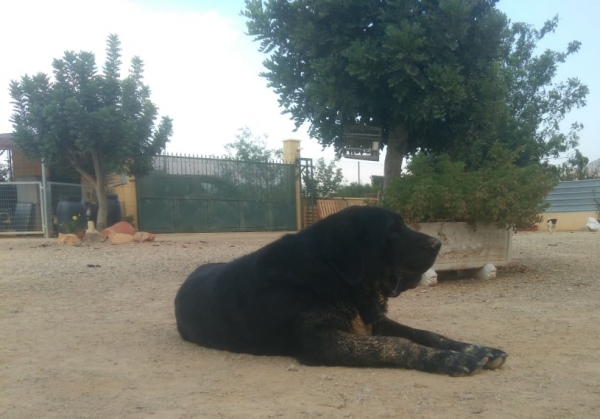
[137, 155, 297, 233]
[241, 201, 269, 229]
[209, 200, 240, 229]
[177, 199, 209, 231]
[139, 199, 174, 232]
[271, 202, 297, 230]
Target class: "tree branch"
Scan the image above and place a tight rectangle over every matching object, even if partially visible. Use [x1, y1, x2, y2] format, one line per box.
[67, 151, 96, 185]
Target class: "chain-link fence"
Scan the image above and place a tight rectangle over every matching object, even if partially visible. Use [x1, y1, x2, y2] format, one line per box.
[0, 181, 95, 236]
[0, 182, 44, 234]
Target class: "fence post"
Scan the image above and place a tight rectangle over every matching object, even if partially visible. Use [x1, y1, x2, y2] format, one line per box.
[46, 182, 53, 237]
[41, 162, 50, 238]
[283, 140, 301, 230]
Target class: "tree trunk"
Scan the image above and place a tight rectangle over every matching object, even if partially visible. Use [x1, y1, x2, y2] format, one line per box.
[91, 150, 109, 231]
[95, 181, 109, 231]
[68, 150, 110, 231]
[383, 125, 408, 190]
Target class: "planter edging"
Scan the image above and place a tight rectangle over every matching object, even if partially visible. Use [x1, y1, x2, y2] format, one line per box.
[412, 221, 512, 271]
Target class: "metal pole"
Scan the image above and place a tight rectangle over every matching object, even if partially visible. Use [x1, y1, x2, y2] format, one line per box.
[358, 161, 361, 185]
[41, 161, 50, 238]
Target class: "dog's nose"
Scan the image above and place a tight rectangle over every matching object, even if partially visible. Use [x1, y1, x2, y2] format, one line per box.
[428, 237, 442, 254]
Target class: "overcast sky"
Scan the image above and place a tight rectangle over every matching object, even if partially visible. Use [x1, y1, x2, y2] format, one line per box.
[1, 0, 597, 183]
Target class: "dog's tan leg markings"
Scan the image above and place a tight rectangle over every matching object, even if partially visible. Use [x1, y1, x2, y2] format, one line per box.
[350, 315, 372, 336]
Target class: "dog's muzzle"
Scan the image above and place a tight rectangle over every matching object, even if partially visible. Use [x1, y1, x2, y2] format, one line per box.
[389, 272, 423, 297]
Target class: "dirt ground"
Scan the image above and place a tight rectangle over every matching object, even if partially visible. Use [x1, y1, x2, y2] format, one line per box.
[1, 230, 599, 419]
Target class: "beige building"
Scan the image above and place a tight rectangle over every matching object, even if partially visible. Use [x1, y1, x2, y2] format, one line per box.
[535, 179, 600, 231]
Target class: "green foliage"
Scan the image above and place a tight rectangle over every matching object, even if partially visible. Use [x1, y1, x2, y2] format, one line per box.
[10, 34, 172, 178]
[336, 182, 379, 198]
[383, 148, 557, 228]
[554, 149, 596, 181]
[0, 159, 9, 182]
[225, 126, 283, 162]
[61, 215, 85, 234]
[303, 158, 344, 198]
[9, 34, 172, 229]
[244, 0, 506, 152]
[224, 128, 344, 199]
[592, 190, 600, 221]
[223, 127, 295, 201]
[244, 1, 588, 186]
[497, 17, 588, 166]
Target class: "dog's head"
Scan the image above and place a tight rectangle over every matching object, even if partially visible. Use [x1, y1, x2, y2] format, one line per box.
[382, 212, 441, 296]
[316, 206, 441, 298]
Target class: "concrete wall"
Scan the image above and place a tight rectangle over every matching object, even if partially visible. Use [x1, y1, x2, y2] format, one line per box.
[414, 222, 512, 271]
[535, 211, 598, 232]
[107, 174, 138, 228]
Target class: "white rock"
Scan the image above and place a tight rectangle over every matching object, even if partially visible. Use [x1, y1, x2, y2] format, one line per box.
[419, 268, 438, 286]
[586, 217, 600, 232]
[474, 263, 497, 280]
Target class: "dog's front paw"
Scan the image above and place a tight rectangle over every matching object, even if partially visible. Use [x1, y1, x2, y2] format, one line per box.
[438, 351, 485, 377]
[465, 345, 507, 370]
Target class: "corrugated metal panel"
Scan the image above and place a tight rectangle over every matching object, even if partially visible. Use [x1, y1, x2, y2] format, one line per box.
[545, 179, 600, 212]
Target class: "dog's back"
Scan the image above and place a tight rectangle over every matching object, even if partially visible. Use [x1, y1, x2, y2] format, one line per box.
[174, 240, 327, 356]
[174, 207, 411, 355]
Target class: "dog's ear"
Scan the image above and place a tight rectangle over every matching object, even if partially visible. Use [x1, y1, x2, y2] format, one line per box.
[322, 226, 364, 285]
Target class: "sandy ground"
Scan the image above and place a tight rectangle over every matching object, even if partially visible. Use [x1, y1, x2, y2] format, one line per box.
[1, 230, 600, 419]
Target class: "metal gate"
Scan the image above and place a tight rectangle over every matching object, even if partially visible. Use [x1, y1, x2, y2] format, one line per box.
[0, 182, 44, 235]
[137, 155, 297, 233]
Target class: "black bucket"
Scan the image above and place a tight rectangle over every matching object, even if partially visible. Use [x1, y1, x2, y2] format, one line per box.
[85, 194, 122, 228]
[56, 196, 86, 234]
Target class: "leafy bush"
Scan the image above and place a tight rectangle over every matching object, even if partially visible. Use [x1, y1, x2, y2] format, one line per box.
[383, 149, 557, 228]
[336, 182, 379, 198]
[303, 158, 344, 198]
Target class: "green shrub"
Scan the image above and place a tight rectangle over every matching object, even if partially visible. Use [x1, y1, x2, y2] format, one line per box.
[383, 149, 557, 228]
[336, 182, 379, 198]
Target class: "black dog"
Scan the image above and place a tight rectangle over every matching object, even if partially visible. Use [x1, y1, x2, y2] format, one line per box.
[175, 206, 507, 376]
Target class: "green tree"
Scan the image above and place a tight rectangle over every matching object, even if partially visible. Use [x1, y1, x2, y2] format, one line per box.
[225, 126, 283, 161]
[0, 162, 9, 182]
[423, 16, 587, 171]
[556, 149, 590, 181]
[244, 0, 507, 187]
[10, 34, 173, 230]
[304, 158, 344, 198]
[502, 17, 588, 165]
[224, 130, 344, 199]
[243, 1, 587, 187]
[223, 127, 285, 200]
[0, 152, 10, 182]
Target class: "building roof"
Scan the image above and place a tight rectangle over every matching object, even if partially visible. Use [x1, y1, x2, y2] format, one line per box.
[0, 133, 15, 150]
[545, 179, 600, 212]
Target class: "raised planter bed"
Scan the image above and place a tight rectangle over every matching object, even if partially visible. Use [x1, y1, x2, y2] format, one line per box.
[412, 222, 513, 285]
